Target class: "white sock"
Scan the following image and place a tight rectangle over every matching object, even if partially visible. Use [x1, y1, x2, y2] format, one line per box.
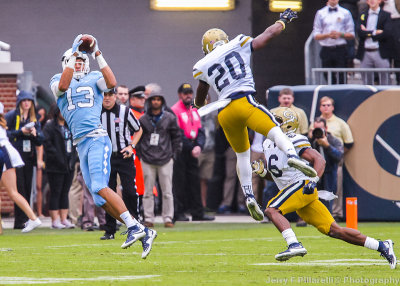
[120, 211, 143, 230]
[267, 126, 296, 156]
[364, 237, 379, 250]
[282, 228, 298, 245]
[235, 149, 254, 197]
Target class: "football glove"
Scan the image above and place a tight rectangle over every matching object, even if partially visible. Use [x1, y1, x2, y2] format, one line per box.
[303, 176, 319, 195]
[251, 159, 268, 177]
[71, 34, 83, 54]
[279, 8, 298, 24]
[88, 35, 99, 59]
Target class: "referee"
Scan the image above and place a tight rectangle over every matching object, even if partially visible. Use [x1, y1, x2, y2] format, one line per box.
[100, 88, 143, 240]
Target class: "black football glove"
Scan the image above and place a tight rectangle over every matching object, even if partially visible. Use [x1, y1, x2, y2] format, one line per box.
[303, 176, 319, 195]
[279, 8, 298, 24]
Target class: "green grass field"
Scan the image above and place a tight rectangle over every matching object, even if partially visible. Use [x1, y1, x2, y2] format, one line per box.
[1, 222, 399, 285]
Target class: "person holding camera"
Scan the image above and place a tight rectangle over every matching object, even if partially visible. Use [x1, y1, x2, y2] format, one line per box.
[310, 117, 343, 212]
[5, 91, 45, 229]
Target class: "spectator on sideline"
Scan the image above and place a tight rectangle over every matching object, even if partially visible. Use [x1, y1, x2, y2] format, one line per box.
[198, 98, 217, 210]
[357, 0, 394, 85]
[35, 105, 48, 218]
[309, 96, 353, 221]
[116, 85, 129, 106]
[172, 83, 214, 222]
[137, 91, 181, 228]
[43, 105, 76, 229]
[270, 88, 308, 135]
[309, 117, 343, 212]
[5, 91, 44, 229]
[383, 0, 400, 84]
[313, 0, 355, 83]
[0, 102, 41, 233]
[100, 88, 142, 240]
[144, 83, 162, 99]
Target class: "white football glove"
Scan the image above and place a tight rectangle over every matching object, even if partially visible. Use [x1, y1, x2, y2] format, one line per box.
[71, 34, 83, 54]
[87, 35, 99, 59]
[251, 159, 267, 177]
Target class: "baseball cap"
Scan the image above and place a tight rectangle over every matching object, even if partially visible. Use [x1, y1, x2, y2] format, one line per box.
[129, 85, 146, 98]
[178, 83, 193, 94]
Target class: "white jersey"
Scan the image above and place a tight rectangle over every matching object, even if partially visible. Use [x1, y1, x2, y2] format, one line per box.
[0, 126, 24, 170]
[263, 133, 312, 190]
[193, 34, 256, 100]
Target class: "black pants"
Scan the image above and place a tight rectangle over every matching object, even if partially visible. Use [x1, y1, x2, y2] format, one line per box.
[172, 149, 203, 218]
[103, 152, 137, 235]
[14, 160, 34, 228]
[320, 45, 347, 84]
[47, 171, 74, 210]
[393, 19, 400, 84]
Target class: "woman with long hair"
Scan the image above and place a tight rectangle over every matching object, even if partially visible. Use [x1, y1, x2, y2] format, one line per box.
[43, 104, 76, 229]
[0, 102, 41, 232]
[5, 91, 44, 229]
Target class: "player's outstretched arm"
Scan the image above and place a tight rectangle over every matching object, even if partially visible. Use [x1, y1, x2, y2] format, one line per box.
[58, 35, 83, 92]
[194, 80, 210, 108]
[89, 35, 117, 89]
[252, 8, 297, 51]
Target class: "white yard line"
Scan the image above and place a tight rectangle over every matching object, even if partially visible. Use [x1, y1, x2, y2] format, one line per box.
[0, 275, 160, 285]
[252, 258, 387, 267]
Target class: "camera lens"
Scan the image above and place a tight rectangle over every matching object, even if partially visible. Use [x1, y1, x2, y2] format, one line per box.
[312, 128, 324, 139]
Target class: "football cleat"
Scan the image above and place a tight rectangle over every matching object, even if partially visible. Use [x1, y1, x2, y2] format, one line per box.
[141, 228, 157, 259]
[245, 195, 264, 221]
[275, 242, 307, 261]
[121, 225, 146, 249]
[287, 155, 317, 178]
[21, 218, 42, 233]
[380, 240, 397, 269]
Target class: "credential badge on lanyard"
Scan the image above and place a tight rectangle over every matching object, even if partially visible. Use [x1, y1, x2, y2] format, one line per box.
[150, 133, 160, 146]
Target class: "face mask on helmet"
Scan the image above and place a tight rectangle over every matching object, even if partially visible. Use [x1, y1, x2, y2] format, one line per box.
[61, 48, 90, 79]
[201, 28, 229, 55]
[272, 107, 299, 135]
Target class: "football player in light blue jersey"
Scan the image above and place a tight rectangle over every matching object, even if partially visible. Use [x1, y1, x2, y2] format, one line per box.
[50, 34, 156, 259]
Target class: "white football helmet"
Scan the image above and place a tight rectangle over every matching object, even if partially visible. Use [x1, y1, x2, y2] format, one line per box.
[61, 48, 90, 79]
[202, 28, 229, 55]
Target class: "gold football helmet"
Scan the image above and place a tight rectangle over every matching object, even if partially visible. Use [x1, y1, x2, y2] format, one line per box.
[272, 107, 299, 135]
[202, 28, 229, 55]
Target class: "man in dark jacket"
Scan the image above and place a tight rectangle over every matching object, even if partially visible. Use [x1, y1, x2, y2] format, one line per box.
[310, 117, 343, 213]
[137, 92, 181, 228]
[356, 0, 394, 84]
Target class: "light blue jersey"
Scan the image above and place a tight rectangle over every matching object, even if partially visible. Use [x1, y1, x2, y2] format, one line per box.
[50, 71, 106, 140]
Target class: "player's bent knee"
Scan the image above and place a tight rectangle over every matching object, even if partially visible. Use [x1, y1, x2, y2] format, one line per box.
[264, 207, 277, 219]
[327, 222, 342, 238]
[93, 192, 106, 207]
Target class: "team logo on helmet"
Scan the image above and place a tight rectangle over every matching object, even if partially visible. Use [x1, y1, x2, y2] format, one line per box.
[272, 107, 299, 135]
[201, 28, 229, 55]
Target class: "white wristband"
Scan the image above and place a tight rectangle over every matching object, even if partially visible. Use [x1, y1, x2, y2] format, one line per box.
[96, 53, 108, 69]
[66, 55, 77, 70]
[310, 176, 319, 183]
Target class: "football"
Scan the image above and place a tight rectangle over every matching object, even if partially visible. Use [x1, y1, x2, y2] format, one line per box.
[79, 34, 96, 53]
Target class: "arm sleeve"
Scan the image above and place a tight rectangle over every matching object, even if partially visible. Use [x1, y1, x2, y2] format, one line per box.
[194, 127, 206, 150]
[325, 136, 344, 163]
[313, 11, 324, 36]
[32, 121, 45, 146]
[344, 11, 355, 35]
[127, 109, 140, 133]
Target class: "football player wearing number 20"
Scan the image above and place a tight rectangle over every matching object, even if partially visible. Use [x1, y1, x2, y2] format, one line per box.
[193, 9, 316, 222]
[252, 107, 396, 269]
[50, 34, 156, 259]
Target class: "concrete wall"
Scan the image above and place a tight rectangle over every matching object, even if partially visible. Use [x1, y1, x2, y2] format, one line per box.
[0, 0, 251, 106]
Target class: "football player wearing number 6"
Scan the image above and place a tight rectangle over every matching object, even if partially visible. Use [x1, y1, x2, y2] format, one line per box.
[50, 34, 156, 259]
[193, 9, 317, 222]
[252, 107, 396, 269]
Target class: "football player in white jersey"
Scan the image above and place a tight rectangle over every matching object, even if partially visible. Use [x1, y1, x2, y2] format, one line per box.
[50, 35, 156, 259]
[252, 107, 396, 269]
[193, 9, 317, 222]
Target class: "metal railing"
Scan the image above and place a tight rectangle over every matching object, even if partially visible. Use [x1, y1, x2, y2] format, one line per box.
[311, 68, 400, 85]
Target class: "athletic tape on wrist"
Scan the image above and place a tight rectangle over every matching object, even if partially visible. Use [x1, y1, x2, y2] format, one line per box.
[96, 54, 108, 69]
[66, 55, 77, 70]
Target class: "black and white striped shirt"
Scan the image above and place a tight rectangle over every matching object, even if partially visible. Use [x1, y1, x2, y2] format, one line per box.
[101, 104, 140, 152]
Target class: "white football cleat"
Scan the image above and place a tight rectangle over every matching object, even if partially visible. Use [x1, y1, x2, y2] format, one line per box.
[245, 196, 264, 221]
[287, 155, 317, 178]
[275, 242, 307, 261]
